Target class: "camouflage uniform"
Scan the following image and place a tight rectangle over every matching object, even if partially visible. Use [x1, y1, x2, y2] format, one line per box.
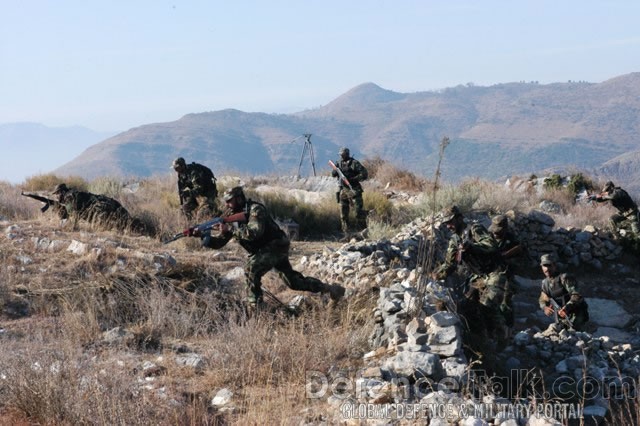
[593, 181, 639, 234]
[539, 255, 589, 331]
[331, 147, 368, 233]
[172, 157, 218, 221]
[203, 187, 344, 305]
[435, 206, 512, 342]
[489, 215, 523, 327]
[52, 183, 141, 231]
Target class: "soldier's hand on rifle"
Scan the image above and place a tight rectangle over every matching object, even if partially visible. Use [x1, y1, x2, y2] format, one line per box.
[543, 305, 554, 316]
[215, 222, 231, 235]
[557, 307, 568, 319]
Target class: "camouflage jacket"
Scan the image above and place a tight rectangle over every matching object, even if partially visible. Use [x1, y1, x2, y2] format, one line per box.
[539, 273, 583, 310]
[332, 157, 368, 190]
[597, 188, 638, 216]
[205, 200, 287, 254]
[177, 162, 217, 199]
[58, 190, 123, 219]
[437, 222, 502, 280]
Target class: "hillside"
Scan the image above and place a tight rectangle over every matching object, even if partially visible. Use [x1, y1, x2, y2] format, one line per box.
[54, 73, 640, 192]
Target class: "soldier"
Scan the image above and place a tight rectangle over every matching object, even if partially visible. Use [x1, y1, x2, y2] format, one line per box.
[172, 157, 218, 221]
[434, 206, 512, 343]
[590, 181, 639, 234]
[52, 183, 144, 232]
[489, 215, 524, 272]
[538, 254, 589, 331]
[331, 147, 368, 234]
[199, 186, 345, 308]
[489, 214, 523, 329]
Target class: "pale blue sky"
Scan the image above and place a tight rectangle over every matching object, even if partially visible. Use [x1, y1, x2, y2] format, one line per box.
[1, 0, 639, 132]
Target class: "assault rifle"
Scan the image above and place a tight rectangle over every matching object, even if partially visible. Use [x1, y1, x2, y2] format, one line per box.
[163, 212, 247, 244]
[21, 191, 60, 213]
[548, 298, 574, 329]
[328, 160, 353, 190]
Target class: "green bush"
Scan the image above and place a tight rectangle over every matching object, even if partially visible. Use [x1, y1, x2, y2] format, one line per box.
[543, 174, 563, 190]
[567, 173, 594, 195]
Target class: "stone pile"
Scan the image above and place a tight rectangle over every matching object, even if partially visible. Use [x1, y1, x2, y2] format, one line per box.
[297, 213, 636, 424]
[509, 210, 623, 270]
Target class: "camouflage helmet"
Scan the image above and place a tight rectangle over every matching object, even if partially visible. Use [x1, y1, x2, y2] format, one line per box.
[339, 147, 350, 157]
[540, 254, 555, 266]
[223, 186, 245, 202]
[52, 183, 68, 194]
[488, 214, 508, 233]
[602, 181, 615, 193]
[172, 157, 186, 170]
[441, 205, 462, 223]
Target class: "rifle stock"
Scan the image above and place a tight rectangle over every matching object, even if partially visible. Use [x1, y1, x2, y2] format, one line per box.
[21, 191, 59, 213]
[163, 211, 247, 244]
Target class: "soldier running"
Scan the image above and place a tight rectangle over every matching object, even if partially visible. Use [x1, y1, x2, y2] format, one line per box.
[198, 186, 345, 309]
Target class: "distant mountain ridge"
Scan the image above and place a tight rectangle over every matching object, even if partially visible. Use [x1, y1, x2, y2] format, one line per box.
[54, 72, 640, 193]
[0, 122, 116, 183]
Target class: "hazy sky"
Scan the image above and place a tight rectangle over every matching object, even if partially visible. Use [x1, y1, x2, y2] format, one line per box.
[2, 0, 639, 132]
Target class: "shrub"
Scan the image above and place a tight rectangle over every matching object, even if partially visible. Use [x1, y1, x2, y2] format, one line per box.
[566, 173, 594, 195]
[88, 177, 125, 198]
[543, 174, 563, 190]
[22, 173, 88, 192]
[362, 156, 425, 191]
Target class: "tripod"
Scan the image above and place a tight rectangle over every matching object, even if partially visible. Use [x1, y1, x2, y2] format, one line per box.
[294, 133, 316, 178]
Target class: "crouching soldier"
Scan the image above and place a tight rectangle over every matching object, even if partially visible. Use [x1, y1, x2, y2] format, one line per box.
[198, 186, 345, 308]
[539, 254, 589, 331]
[434, 206, 513, 345]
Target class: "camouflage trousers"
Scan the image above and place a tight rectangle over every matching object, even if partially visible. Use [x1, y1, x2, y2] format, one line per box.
[182, 192, 218, 222]
[463, 271, 512, 342]
[339, 188, 366, 232]
[611, 210, 639, 234]
[244, 242, 326, 304]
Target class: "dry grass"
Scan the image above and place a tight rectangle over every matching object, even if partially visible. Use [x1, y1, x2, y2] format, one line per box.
[363, 156, 426, 191]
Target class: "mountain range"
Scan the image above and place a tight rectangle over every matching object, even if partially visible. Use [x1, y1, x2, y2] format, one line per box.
[17, 73, 640, 192]
[0, 123, 115, 184]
